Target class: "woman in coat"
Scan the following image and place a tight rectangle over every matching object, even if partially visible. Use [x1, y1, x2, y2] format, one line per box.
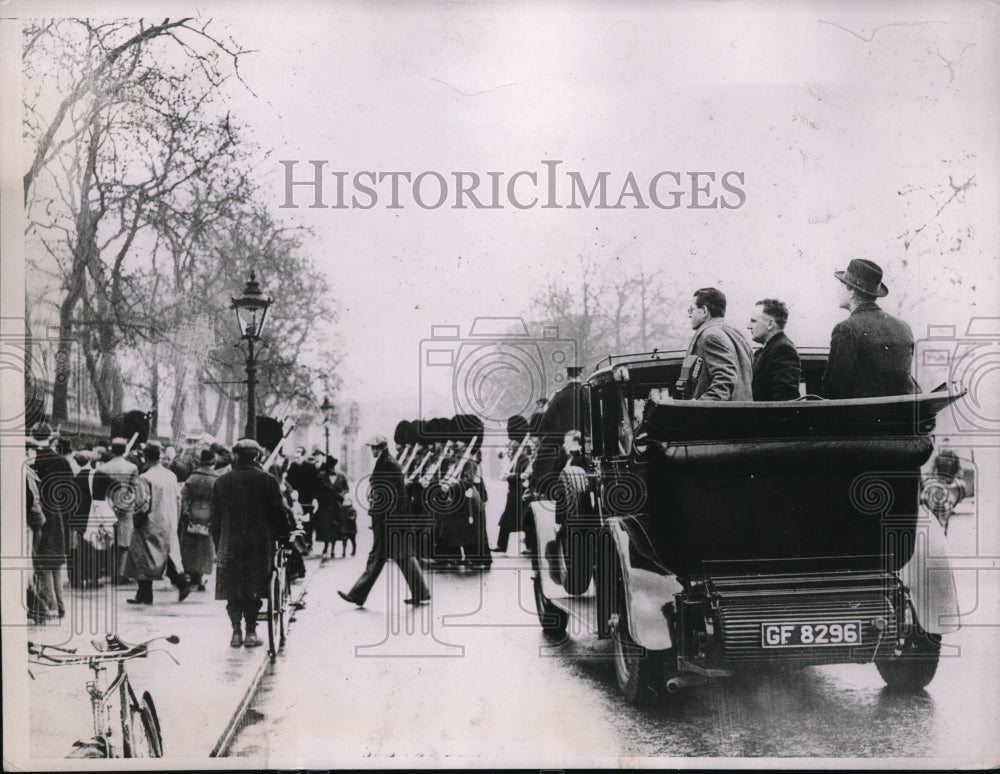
[314, 455, 351, 556]
[179, 450, 218, 590]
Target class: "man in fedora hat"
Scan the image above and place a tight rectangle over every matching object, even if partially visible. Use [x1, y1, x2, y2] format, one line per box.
[338, 435, 430, 607]
[822, 259, 920, 399]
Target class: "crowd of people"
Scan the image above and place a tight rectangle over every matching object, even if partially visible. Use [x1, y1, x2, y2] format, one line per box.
[23, 426, 356, 643]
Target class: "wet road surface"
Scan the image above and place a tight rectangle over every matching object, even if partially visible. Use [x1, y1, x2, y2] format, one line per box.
[226, 515, 999, 765]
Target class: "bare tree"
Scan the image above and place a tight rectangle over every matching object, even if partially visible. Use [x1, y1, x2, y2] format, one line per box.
[24, 18, 251, 424]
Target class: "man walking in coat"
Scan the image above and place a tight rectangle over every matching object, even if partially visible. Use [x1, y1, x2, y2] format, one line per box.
[822, 259, 920, 399]
[98, 437, 147, 584]
[124, 442, 189, 604]
[676, 287, 754, 401]
[338, 435, 430, 607]
[749, 298, 802, 401]
[211, 439, 295, 648]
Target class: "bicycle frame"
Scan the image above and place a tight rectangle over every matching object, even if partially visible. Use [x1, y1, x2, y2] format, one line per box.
[28, 635, 177, 758]
[84, 658, 140, 757]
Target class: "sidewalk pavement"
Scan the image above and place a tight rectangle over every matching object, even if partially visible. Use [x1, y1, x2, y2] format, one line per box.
[27, 554, 320, 759]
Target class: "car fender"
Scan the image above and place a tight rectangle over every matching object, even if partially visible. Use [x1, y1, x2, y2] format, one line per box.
[898, 511, 961, 634]
[605, 517, 682, 650]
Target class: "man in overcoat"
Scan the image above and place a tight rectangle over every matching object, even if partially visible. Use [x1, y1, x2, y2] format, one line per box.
[211, 439, 295, 648]
[493, 415, 531, 554]
[677, 287, 754, 401]
[749, 298, 802, 401]
[822, 259, 920, 399]
[98, 437, 147, 583]
[338, 435, 430, 607]
[124, 442, 189, 604]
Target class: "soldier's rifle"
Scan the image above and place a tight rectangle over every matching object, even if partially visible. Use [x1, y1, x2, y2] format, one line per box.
[262, 419, 296, 473]
[501, 434, 533, 479]
[419, 440, 453, 487]
[443, 435, 479, 485]
[398, 444, 417, 474]
[405, 448, 434, 484]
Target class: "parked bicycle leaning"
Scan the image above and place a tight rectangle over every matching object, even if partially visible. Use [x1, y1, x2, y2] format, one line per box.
[28, 633, 179, 758]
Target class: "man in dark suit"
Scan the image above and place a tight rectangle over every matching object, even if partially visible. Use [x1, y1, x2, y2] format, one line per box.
[822, 259, 919, 399]
[749, 298, 802, 401]
[338, 435, 430, 607]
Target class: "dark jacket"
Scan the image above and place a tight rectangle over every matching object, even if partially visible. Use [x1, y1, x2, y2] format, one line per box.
[369, 450, 408, 520]
[73, 466, 115, 532]
[314, 469, 351, 542]
[286, 458, 319, 504]
[31, 447, 73, 560]
[211, 460, 294, 600]
[822, 302, 919, 399]
[752, 331, 802, 401]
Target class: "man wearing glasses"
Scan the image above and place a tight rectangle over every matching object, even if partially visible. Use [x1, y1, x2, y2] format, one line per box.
[675, 287, 753, 401]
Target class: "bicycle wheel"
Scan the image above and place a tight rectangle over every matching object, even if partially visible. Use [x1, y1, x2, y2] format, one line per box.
[266, 570, 280, 657]
[124, 694, 163, 757]
[278, 566, 288, 648]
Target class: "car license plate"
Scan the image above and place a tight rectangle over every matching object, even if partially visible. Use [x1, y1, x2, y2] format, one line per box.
[761, 621, 862, 648]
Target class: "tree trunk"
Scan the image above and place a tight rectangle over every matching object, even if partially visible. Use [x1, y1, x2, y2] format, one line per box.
[170, 361, 189, 444]
[51, 293, 79, 424]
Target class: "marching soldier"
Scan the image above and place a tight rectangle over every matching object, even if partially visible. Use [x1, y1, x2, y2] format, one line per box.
[493, 414, 533, 555]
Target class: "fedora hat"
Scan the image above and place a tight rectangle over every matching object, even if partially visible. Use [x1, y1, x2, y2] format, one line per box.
[834, 259, 889, 298]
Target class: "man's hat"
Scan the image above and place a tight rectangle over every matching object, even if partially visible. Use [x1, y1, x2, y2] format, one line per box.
[834, 259, 889, 298]
[233, 438, 262, 457]
[199, 449, 216, 465]
[566, 366, 584, 379]
[364, 435, 388, 447]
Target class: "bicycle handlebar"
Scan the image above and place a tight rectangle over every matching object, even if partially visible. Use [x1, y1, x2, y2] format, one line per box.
[28, 634, 180, 666]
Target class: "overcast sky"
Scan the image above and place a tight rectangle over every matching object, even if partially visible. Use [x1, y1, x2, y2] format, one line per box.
[9, 0, 1000, 436]
[204, 0, 999, 432]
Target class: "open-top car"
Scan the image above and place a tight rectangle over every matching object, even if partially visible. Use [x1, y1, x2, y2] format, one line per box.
[526, 348, 964, 704]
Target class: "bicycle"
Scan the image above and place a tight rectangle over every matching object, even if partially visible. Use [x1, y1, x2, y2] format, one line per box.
[28, 633, 180, 758]
[260, 537, 293, 658]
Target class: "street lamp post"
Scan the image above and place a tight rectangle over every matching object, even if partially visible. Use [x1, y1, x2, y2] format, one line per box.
[231, 272, 273, 440]
[320, 396, 334, 456]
